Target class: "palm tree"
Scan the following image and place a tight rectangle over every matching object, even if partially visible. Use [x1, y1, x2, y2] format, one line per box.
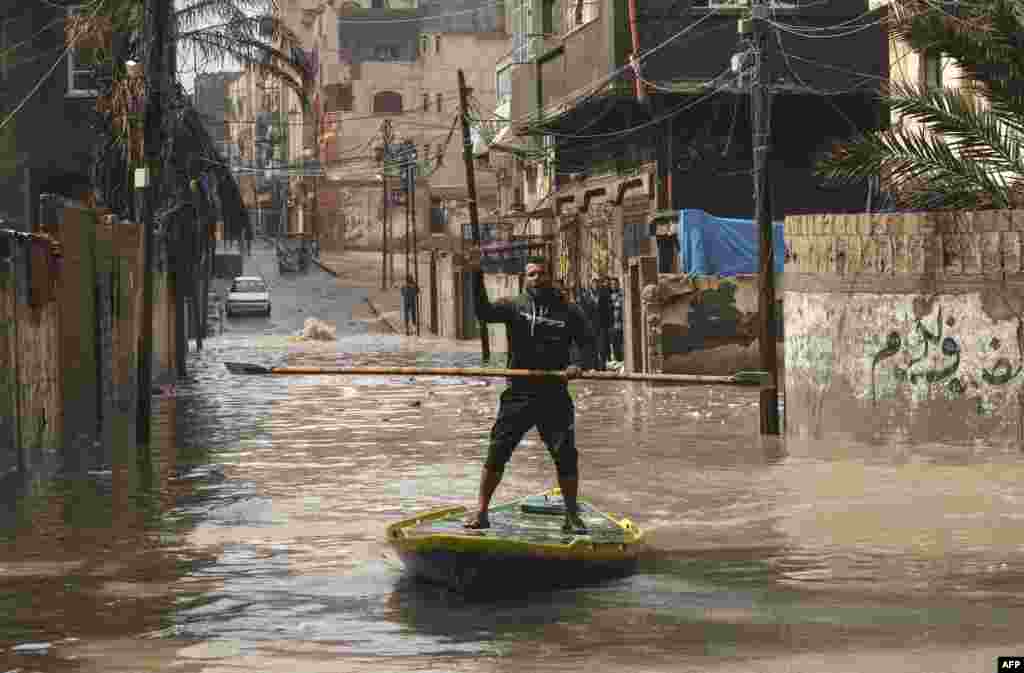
[86, 0, 312, 221]
[816, 0, 1024, 211]
[77, 0, 314, 369]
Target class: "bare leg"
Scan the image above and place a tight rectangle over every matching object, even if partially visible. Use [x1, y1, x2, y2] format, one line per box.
[477, 466, 503, 514]
[557, 475, 579, 515]
[465, 466, 503, 528]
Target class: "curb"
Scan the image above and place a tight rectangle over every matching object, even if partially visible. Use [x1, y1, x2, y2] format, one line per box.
[363, 297, 400, 334]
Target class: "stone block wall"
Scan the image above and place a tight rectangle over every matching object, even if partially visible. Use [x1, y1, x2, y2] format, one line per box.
[642, 273, 784, 376]
[0, 234, 62, 472]
[783, 209, 1024, 443]
[1, 201, 179, 465]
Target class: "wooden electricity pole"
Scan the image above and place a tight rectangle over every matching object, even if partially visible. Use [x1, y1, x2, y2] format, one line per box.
[138, 0, 172, 444]
[750, 0, 780, 435]
[412, 161, 420, 336]
[404, 143, 412, 335]
[457, 69, 490, 362]
[380, 119, 393, 290]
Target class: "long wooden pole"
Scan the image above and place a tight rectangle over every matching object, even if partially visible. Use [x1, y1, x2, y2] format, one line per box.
[412, 165, 420, 336]
[752, 1, 780, 435]
[138, 0, 171, 445]
[380, 119, 392, 290]
[404, 145, 411, 336]
[225, 362, 767, 386]
[457, 69, 490, 362]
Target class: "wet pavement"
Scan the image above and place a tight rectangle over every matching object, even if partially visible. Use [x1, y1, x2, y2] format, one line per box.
[2, 242, 1024, 672]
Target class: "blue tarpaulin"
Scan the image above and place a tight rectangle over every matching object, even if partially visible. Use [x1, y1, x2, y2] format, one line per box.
[678, 209, 786, 276]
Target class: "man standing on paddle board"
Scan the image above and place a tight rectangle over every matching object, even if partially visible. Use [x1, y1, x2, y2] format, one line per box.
[465, 256, 594, 534]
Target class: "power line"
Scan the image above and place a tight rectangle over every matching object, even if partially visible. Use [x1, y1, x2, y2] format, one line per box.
[768, 14, 888, 39]
[0, 16, 63, 59]
[530, 69, 734, 141]
[334, 0, 504, 24]
[0, 0, 107, 134]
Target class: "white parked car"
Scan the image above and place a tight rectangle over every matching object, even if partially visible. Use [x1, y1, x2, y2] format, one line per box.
[226, 276, 271, 317]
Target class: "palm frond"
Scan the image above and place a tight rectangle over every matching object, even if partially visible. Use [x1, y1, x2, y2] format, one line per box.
[817, 123, 1018, 210]
[888, 0, 1024, 113]
[886, 80, 1024, 177]
[175, 7, 311, 101]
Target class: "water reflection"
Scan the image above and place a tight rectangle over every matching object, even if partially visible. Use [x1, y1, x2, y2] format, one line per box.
[2, 333, 1024, 672]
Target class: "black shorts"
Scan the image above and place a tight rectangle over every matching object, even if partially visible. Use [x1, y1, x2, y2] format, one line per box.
[485, 384, 578, 478]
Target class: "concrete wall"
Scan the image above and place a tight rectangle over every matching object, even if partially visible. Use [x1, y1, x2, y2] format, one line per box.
[1, 202, 179, 467]
[783, 209, 1024, 443]
[0, 3, 98, 230]
[641, 272, 785, 376]
[433, 251, 462, 339]
[0, 235, 62, 473]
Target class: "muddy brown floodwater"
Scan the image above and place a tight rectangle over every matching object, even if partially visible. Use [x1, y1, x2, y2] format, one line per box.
[2, 329, 1024, 673]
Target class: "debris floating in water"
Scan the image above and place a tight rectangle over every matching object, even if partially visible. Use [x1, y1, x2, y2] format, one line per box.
[299, 317, 337, 341]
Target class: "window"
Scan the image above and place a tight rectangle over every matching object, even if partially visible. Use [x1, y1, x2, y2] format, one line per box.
[565, 0, 599, 31]
[436, 143, 444, 165]
[372, 90, 403, 115]
[422, 93, 429, 112]
[510, 0, 529, 63]
[434, 35, 441, 53]
[66, 7, 100, 97]
[542, 0, 560, 35]
[543, 135, 556, 182]
[0, 18, 13, 82]
[420, 35, 429, 56]
[435, 92, 443, 113]
[429, 197, 447, 233]
[338, 83, 353, 112]
[525, 164, 537, 195]
[324, 83, 353, 112]
[496, 67, 512, 105]
[921, 50, 943, 89]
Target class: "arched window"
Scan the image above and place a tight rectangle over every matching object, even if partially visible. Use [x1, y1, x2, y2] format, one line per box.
[372, 91, 403, 115]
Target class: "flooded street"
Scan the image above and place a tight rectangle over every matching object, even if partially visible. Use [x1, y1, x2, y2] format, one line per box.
[3, 244, 1024, 672]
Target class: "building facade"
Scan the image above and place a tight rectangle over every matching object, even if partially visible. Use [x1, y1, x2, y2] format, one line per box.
[0, 2, 103, 230]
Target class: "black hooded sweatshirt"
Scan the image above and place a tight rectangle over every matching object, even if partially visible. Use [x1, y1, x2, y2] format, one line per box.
[476, 281, 594, 383]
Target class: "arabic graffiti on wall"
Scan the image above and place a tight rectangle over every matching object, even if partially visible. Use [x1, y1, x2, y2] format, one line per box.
[870, 301, 1024, 411]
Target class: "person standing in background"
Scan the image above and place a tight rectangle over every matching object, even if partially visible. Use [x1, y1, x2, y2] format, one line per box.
[400, 275, 419, 335]
[609, 277, 624, 364]
[593, 277, 613, 370]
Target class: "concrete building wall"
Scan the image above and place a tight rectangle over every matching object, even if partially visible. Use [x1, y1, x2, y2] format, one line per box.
[0, 236, 62, 471]
[0, 3, 100, 230]
[195, 71, 243, 149]
[783, 210, 1024, 444]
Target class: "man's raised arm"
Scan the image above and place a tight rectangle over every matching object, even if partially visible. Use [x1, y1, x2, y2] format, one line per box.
[474, 270, 517, 323]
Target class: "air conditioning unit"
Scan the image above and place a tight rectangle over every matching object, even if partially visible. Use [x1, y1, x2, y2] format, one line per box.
[510, 202, 525, 212]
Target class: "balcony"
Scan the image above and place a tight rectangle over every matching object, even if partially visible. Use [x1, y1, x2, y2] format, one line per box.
[510, 16, 608, 125]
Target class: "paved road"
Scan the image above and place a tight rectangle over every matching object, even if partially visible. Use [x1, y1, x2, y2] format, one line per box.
[221, 240, 372, 338]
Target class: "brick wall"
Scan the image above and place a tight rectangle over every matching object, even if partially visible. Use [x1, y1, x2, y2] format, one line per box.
[783, 209, 1024, 444]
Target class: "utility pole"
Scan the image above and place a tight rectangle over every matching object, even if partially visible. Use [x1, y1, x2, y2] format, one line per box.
[380, 119, 393, 290]
[404, 142, 411, 335]
[137, 0, 172, 445]
[748, 1, 780, 435]
[457, 69, 490, 362]
[412, 155, 420, 337]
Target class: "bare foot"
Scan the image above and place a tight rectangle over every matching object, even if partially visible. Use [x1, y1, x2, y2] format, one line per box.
[463, 510, 490, 529]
